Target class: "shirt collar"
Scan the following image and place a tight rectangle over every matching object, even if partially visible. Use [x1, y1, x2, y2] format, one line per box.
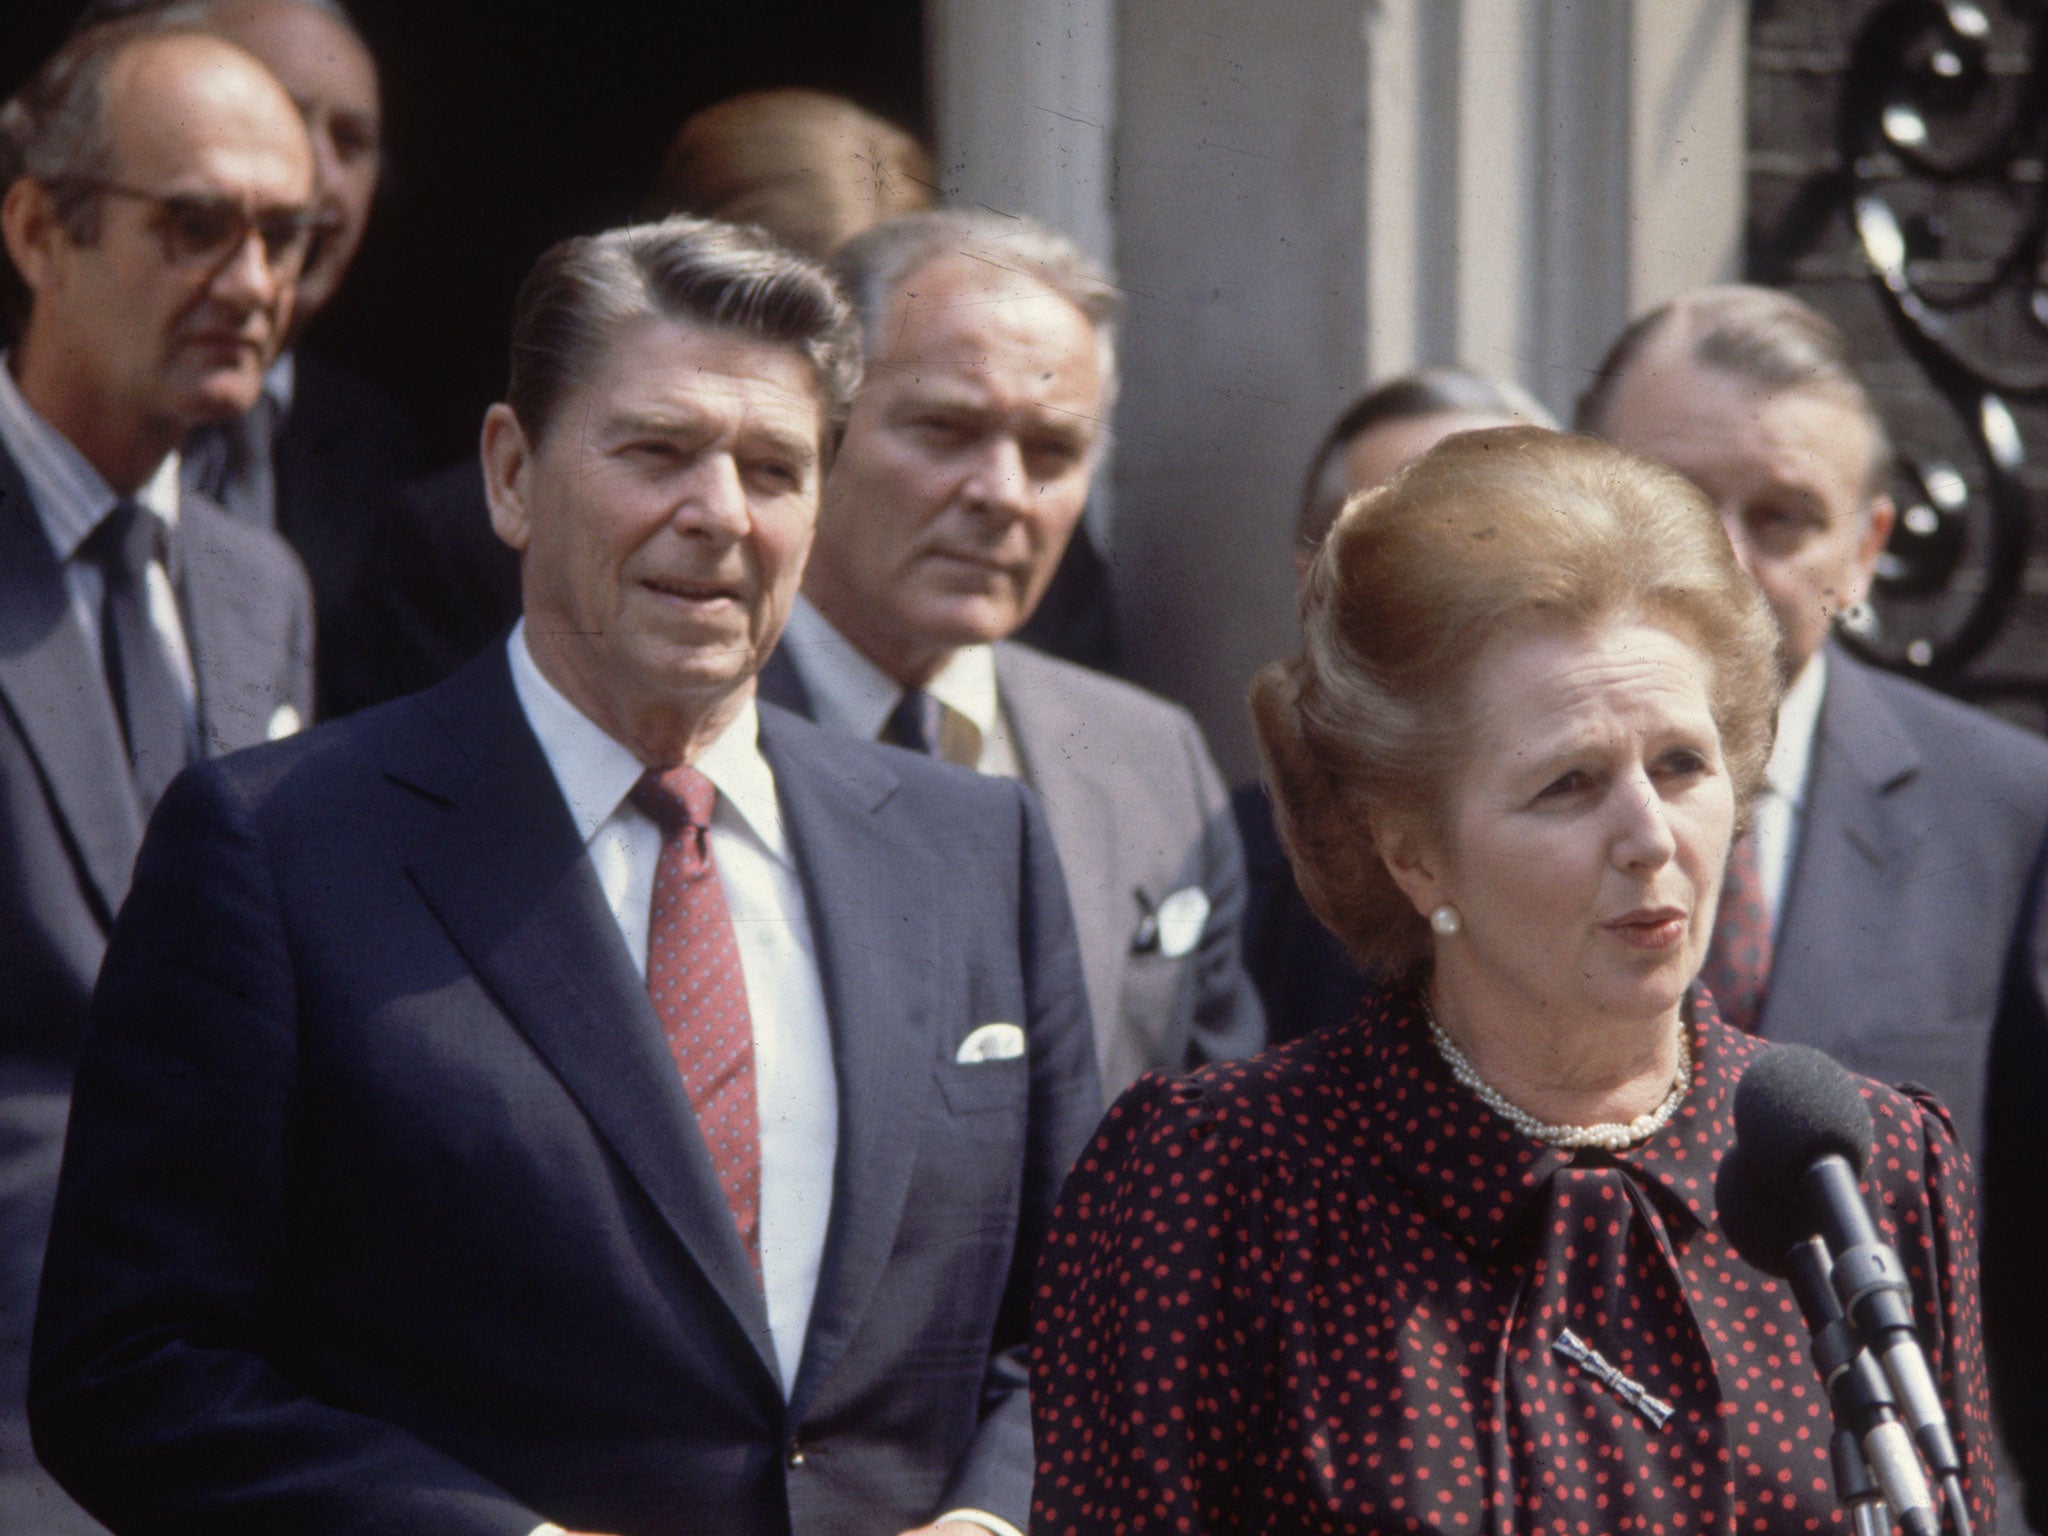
[507, 620, 789, 864]
[264, 350, 296, 419]
[1764, 650, 1827, 805]
[1356, 982, 1757, 1260]
[781, 594, 1002, 741]
[0, 353, 182, 563]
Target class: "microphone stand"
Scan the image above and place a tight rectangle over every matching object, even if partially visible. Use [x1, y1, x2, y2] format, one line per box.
[1832, 1425, 1894, 1536]
[1784, 1237, 1939, 1536]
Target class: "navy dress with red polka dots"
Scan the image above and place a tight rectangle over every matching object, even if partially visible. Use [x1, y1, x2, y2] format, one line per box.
[1030, 986, 1993, 1535]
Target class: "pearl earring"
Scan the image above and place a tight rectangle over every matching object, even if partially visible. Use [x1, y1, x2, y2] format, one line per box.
[1430, 903, 1462, 936]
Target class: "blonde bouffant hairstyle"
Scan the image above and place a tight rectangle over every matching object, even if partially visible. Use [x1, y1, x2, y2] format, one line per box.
[1250, 426, 1782, 976]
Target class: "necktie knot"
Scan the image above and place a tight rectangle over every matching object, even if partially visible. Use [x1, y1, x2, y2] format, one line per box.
[84, 499, 166, 587]
[632, 764, 718, 838]
[880, 687, 943, 756]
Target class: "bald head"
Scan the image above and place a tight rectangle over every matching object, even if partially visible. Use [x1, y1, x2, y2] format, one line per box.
[1580, 286, 1897, 680]
[651, 89, 933, 258]
[2, 24, 314, 487]
[106, 29, 314, 178]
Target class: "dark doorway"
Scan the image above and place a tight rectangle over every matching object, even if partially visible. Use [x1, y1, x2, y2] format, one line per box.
[2, 0, 927, 463]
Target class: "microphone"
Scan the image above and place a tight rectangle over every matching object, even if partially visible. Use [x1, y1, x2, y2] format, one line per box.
[1719, 1144, 1936, 1536]
[1727, 1045, 1973, 1536]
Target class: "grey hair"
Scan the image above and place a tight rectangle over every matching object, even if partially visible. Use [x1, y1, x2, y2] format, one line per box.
[830, 209, 1122, 409]
[1575, 284, 1894, 499]
[505, 214, 863, 451]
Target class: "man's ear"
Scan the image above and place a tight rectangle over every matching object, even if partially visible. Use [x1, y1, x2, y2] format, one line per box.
[1375, 813, 1449, 920]
[480, 403, 535, 554]
[1844, 492, 1896, 611]
[1, 178, 67, 297]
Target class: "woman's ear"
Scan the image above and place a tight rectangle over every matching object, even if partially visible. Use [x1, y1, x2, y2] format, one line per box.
[1375, 814, 1448, 919]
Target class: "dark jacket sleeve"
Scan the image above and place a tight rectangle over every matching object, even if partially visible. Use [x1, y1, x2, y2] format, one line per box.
[29, 761, 544, 1536]
[939, 779, 1104, 1527]
[1984, 853, 2048, 1530]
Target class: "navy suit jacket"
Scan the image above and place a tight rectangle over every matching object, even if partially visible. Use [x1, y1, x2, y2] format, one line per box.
[0, 442, 311, 1535]
[30, 649, 1100, 1536]
[270, 350, 418, 717]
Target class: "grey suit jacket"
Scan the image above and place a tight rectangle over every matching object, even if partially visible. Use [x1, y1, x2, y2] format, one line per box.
[1757, 645, 2048, 1154]
[762, 639, 1265, 1093]
[0, 441, 311, 1535]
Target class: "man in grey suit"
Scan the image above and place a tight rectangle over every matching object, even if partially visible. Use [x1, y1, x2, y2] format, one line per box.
[1579, 283, 2048, 1526]
[0, 18, 314, 1529]
[762, 210, 1263, 1094]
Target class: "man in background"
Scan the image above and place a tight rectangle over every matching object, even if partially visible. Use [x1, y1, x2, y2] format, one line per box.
[0, 17, 315, 1527]
[80, 0, 417, 715]
[764, 208, 1262, 1093]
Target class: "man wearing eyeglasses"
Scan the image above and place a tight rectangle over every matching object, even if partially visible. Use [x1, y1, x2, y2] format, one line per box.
[76, 0, 420, 719]
[0, 15, 315, 1531]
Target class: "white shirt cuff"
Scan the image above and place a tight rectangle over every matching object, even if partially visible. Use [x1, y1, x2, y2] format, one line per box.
[938, 1509, 1025, 1536]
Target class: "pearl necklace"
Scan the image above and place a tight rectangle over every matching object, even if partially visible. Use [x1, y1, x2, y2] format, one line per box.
[1422, 1001, 1692, 1151]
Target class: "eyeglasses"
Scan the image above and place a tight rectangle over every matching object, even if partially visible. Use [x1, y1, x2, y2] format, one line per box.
[54, 177, 321, 273]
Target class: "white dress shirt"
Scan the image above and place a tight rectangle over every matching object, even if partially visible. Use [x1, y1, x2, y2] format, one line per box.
[779, 595, 1023, 777]
[0, 356, 198, 738]
[511, 626, 1019, 1536]
[1754, 650, 1827, 930]
[509, 623, 837, 1394]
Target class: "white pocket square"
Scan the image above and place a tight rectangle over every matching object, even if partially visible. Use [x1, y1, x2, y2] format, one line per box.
[266, 703, 303, 742]
[956, 1022, 1026, 1063]
[1155, 885, 1211, 959]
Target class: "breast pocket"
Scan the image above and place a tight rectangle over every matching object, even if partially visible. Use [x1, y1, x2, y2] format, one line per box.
[894, 1059, 1029, 1253]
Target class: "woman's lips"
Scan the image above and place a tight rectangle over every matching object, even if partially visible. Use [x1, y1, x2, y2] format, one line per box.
[1605, 907, 1688, 950]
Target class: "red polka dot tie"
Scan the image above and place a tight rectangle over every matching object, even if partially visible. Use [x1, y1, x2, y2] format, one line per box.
[1699, 829, 1772, 1034]
[633, 766, 762, 1280]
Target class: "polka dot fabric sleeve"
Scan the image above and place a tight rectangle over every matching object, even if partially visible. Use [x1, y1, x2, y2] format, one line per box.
[1031, 1072, 1278, 1536]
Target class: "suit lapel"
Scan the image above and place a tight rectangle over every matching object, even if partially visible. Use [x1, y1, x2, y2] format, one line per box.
[761, 709, 941, 1416]
[995, 644, 1127, 1037]
[399, 655, 779, 1384]
[755, 642, 813, 717]
[1759, 651, 1921, 1046]
[0, 454, 143, 923]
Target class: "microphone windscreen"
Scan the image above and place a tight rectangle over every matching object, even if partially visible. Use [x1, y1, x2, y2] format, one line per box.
[1714, 1142, 1803, 1274]
[1732, 1043, 1875, 1176]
